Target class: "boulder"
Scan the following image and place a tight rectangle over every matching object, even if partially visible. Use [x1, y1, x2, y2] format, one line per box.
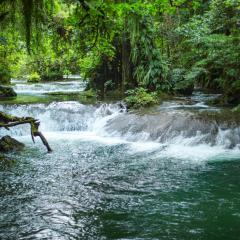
[0, 135, 24, 152]
[0, 85, 17, 98]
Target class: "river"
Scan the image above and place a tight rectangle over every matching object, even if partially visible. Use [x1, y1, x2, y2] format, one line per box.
[0, 78, 240, 239]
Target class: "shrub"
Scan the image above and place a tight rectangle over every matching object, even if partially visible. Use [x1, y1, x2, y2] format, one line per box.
[83, 89, 96, 98]
[28, 72, 41, 83]
[170, 68, 194, 95]
[125, 87, 158, 109]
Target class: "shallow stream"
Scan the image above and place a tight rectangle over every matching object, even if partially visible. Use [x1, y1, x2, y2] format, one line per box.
[0, 79, 240, 239]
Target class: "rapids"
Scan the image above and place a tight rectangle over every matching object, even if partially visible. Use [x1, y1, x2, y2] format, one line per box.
[0, 79, 240, 239]
[11, 77, 86, 95]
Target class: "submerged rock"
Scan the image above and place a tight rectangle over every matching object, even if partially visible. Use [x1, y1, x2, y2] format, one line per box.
[0, 154, 16, 168]
[0, 85, 17, 98]
[0, 135, 24, 152]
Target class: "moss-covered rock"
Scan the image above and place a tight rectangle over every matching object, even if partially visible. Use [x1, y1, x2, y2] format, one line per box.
[0, 135, 24, 152]
[45, 90, 97, 104]
[0, 85, 17, 98]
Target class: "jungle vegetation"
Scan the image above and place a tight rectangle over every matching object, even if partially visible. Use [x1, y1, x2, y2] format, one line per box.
[0, 0, 240, 107]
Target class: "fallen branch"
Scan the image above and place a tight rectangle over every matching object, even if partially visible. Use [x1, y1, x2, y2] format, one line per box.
[0, 111, 52, 152]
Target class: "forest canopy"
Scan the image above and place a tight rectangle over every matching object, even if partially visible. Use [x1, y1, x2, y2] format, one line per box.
[0, 0, 240, 105]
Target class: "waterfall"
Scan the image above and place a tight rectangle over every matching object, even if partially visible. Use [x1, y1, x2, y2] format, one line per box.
[12, 79, 86, 95]
[0, 101, 240, 152]
[0, 102, 126, 136]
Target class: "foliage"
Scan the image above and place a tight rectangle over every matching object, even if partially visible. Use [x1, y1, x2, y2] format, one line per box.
[1, 0, 240, 105]
[0, 61, 11, 84]
[82, 89, 96, 98]
[232, 104, 240, 113]
[125, 87, 158, 109]
[170, 68, 194, 95]
[28, 72, 41, 82]
[176, 0, 240, 101]
[127, 12, 170, 91]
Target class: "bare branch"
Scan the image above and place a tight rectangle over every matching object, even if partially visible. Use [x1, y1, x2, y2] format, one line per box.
[0, 112, 52, 152]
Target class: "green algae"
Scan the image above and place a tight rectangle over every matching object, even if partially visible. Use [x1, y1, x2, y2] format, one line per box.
[0, 91, 97, 105]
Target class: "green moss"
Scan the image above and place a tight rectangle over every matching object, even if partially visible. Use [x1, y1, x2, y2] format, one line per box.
[0, 94, 50, 104]
[83, 89, 96, 98]
[0, 136, 25, 153]
[44, 90, 97, 104]
[0, 85, 97, 104]
[0, 86, 17, 98]
[0, 90, 97, 105]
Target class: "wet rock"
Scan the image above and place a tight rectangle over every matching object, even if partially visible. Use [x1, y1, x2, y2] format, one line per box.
[0, 85, 17, 98]
[0, 135, 24, 152]
[105, 111, 240, 148]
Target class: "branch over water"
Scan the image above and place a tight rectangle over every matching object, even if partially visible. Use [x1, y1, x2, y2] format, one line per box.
[0, 111, 52, 152]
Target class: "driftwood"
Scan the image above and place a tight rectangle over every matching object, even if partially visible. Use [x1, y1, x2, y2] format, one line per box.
[0, 111, 52, 152]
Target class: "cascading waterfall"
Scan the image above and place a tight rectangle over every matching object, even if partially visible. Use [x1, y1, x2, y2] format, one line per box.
[12, 79, 86, 95]
[0, 102, 127, 136]
[1, 101, 240, 160]
[1, 80, 240, 240]
[2, 79, 240, 159]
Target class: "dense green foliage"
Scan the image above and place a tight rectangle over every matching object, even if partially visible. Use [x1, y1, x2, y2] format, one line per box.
[125, 87, 158, 109]
[0, 0, 240, 106]
[27, 72, 41, 82]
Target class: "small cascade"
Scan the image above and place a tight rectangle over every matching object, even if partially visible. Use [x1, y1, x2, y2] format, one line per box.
[105, 111, 240, 149]
[12, 79, 86, 95]
[0, 100, 239, 150]
[0, 102, 127, 136]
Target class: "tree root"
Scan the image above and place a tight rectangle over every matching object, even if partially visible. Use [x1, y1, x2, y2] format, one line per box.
[0, 111, 52, 152]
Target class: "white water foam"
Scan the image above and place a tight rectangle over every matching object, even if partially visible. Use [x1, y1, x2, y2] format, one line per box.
[12, 80, 86, 95]
[1, 101, 240, 161]
[159, 144, 240, 162]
